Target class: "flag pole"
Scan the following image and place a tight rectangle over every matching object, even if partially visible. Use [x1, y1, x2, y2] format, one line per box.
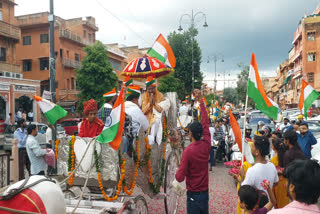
[242, 94, 249, 165]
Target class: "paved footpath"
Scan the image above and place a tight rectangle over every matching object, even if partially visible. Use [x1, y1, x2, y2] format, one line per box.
[133, 162, 238, 214]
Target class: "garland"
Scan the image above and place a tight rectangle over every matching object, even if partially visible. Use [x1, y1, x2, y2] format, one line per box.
[68, 135, 76, 186]
[55, 139, 60, 160]
[123, 138, 140, 195]
[95, 150, 125, 201]
[146, 116, 168, 193]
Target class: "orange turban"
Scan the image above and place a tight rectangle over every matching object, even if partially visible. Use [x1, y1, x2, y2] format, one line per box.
[83, 99, 98, 116]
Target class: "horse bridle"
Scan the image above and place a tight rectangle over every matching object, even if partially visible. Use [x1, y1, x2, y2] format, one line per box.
[0, 176, 55, 201]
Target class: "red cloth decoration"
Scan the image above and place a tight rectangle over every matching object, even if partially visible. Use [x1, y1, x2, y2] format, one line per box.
[0, 188, 47, 213]
[83, 99, 98, 116]
[78, 118, 104, 138]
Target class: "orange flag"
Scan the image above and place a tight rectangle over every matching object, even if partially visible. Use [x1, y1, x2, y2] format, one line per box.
[229, 109, 242, 153]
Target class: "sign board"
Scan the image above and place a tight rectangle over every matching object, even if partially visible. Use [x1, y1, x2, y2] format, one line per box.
[42, 90, 52, 100]
[14, 84, 36, 92]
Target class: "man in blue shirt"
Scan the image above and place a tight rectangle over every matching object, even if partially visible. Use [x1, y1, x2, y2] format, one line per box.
[297, 122, 317, 159]
[13, 118, 30, 179]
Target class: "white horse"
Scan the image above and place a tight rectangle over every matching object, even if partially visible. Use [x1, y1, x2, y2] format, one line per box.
[0, 175, 66, 214]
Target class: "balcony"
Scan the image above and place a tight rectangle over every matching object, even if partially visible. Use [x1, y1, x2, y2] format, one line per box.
[0, 62, 20, 73]
[63, 58, 81, 69]
[292, 25, 302, 44]
[294, 65, 302, 73]
[0, 21, 21, 41]
[59, 29, 93, 46]
[15, 12, 49, 27]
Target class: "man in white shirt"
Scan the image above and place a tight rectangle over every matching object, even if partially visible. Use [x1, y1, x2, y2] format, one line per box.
[17, 110, 22, 120]
[27, 110, 34, 122]
[45, 126, 52, 148]
[123, 85, 149, 154]
[4, 113, 12, 130]
[242, 135, 279, 198]
[280, 118, 291, 132]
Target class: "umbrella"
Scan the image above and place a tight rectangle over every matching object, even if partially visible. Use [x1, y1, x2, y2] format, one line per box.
[121, 56, 174, 79]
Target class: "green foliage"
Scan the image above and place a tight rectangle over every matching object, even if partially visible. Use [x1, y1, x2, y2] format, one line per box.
[204, 93, 218, 107]
[158, 74, 185, 100]
[167, 27, 203, 99]
[223, 87, 239, 105]
[76, 41, 118, 112]
[235, 63, 255, 108]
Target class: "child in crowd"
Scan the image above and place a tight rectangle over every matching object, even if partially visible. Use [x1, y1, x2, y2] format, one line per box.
[238, 181, 276, 214]
[270, 138, 290, 208]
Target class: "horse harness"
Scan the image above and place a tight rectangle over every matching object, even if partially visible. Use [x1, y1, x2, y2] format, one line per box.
[0, 176, 55, 201]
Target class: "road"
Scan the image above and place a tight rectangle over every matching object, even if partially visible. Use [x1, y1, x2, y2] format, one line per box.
[134, 162, 238, 214]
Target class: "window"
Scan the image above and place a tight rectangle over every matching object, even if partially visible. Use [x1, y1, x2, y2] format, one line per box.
[83, 30, 87, 39]
[307, 53, 316, 61]
[75, 53, 79, 61]
[0, 11, 2, 21]
[88, 33, 91, 42]
[0, 2, 2, 8]
[23, 36, 31, 45]
[71, 77, 74, 89]
[0, 48, 6, 62]
[40, 59, 49, 70]
[109, 58, 121, 71]
[40, 34, 49, 43]
[307, 32, 315, 41]
[67, 79, 70, 89]
[308, 73, 314, 83]
[23, 60, 32, 72]
[60, 49, 63, 58]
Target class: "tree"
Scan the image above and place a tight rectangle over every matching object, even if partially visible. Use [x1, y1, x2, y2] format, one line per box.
[223, 87, 239, 105]
[235, 63, 255, 108]
[76, 41, 118, 111]
[158, 74, 184, 100]
[167, 27, 203, 99]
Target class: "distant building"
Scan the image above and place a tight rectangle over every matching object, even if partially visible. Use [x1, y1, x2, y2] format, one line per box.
[15, 12, 98, 114]
[0, 0, 41, 122]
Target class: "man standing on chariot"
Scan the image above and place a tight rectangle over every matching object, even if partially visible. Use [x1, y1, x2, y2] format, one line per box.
[141, 76, 170, 145]
[97, 88, 117, 123]
[79, 99, 104, 138]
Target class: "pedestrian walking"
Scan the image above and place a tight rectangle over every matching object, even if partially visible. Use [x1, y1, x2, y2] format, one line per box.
[4, 112, 12, 130]
[175, 89, 211, 214]
[26, 124, 48, 175]
[14, 118, 30, 179]
[297, 122, 317, 159]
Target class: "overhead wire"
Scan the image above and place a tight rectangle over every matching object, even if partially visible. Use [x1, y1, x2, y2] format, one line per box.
[95, 0, 152, 47]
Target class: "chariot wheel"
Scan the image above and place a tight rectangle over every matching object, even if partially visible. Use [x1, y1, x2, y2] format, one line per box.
[133, 195, 149, 214]
[164, 151, 180, 214]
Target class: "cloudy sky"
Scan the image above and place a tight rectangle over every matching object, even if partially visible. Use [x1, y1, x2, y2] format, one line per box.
[15, 0, 319, 90]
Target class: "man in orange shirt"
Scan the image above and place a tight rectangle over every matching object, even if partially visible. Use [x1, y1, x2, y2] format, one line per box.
[78, 99, 104, 138]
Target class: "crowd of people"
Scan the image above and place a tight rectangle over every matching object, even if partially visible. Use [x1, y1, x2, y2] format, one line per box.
[175, 89, 320, 214]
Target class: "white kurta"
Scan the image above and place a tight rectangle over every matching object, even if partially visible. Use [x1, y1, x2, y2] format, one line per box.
[125, 101, 149, 135]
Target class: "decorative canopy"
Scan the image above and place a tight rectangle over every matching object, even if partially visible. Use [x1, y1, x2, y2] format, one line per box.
[121, 56, 174, 79]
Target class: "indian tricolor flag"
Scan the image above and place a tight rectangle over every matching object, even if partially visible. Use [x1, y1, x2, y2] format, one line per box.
[247, 53, 279, 120]
[147, 34, 176, 68]
[97, 87, 125, 151]
[299, 79, 320, 119]
[34, 96, 67, 125]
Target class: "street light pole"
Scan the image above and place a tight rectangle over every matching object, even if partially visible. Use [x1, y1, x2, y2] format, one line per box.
[49, 0, 56, 143]
[178, 10, 208, 94]
[207, 53, 224, 94]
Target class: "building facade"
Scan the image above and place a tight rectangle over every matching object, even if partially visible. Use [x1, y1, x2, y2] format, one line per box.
[0, 0, 41, 122]
[15, 12, 98, 114]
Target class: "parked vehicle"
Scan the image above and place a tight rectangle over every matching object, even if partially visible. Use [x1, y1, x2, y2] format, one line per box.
[3, 122, 48, 152]
[58, 118, 81, 136]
